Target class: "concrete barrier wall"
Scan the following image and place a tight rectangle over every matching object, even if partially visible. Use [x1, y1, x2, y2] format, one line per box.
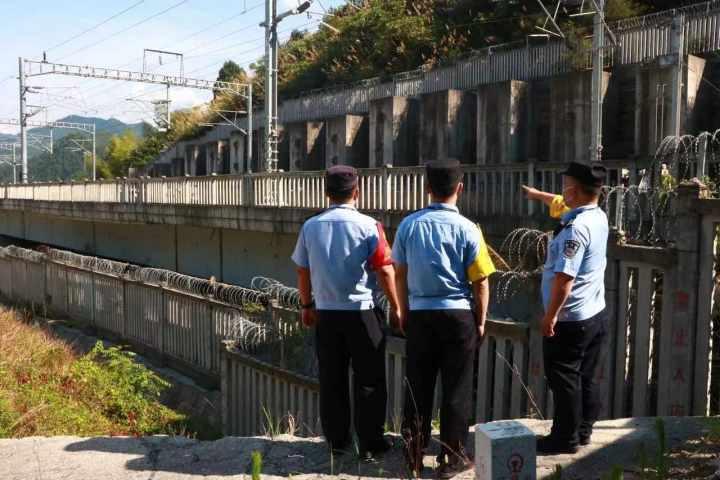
[0, 210, 298, 287]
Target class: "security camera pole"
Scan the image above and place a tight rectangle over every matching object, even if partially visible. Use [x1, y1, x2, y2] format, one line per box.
[262, 0, 312, 173]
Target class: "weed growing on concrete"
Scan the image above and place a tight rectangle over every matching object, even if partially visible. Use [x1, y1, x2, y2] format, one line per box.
[496, 351, 545, 420]
[635, 418, 669, 480]
[601, 466, 625, 479]
[655, 418, 668, 478]
[251, 450, 263, 480]
[262, 406, 281, 439]
[547, 464, 563, 479]
[400, 381, 426, 478]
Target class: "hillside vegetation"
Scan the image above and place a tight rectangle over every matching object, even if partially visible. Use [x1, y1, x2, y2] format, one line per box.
[97, 0, 693, 177]
[0, 307, 188, 438]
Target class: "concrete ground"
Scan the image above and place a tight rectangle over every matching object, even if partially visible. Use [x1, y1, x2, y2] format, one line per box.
[0, 417, 708, 480]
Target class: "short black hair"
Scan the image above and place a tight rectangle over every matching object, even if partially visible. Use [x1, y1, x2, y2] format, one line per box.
[578, 183, 601, 197]
[426, 160, 463, 199]
[327, 188, 355, 203]
[428, 180, 459, 199]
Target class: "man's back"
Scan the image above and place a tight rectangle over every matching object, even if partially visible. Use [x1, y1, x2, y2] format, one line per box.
[292, 204, 389, 310]
[392, 203, 495, 310]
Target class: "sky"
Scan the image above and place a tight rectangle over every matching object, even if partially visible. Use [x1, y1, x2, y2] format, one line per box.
[0, 0, 346, 134]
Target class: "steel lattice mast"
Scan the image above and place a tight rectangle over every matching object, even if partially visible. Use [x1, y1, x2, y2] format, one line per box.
[18, 58, 253, 182]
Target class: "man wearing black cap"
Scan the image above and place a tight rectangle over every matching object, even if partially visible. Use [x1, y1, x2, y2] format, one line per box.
[524, 161, 609, 455]
[291, 165, 402, 461]
[392, 160, 496, 478]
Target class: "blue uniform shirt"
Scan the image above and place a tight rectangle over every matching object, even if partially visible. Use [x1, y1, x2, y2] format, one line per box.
[291, 204, 392, 310]
[391, 203, 496, 311]
[542, 204, 608, 322]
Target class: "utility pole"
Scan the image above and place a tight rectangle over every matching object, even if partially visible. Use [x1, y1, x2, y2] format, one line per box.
[264, 0, 277, 173]
[91, 123, 96, 180]
[590, 0, 606, 163]
[18, 57, 28, 183]
[263, 0, 312, 172]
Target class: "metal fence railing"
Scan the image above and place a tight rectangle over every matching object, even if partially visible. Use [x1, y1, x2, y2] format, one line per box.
[0, 160, 638, 220]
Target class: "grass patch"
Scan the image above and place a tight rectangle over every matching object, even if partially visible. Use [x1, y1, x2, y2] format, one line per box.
[0, 307, 191, 438]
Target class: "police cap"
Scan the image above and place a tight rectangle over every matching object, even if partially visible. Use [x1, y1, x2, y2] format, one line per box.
[326, 165, 358, 195]
[561, 161, 607, 187]
[426, 160, 463, 195]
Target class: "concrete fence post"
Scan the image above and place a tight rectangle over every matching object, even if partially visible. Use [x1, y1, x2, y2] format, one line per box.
[63, 264, 69, 318]
[220, 345, 230, 436]
[382, 165, 391, 211]
[42, 256, 49, 317]
[160, 285, 167, 360]
[603, 229, 622, 419]
[90, 270, 96, 328]
[659, 181, 704, 416]
[207, 303, 214, 372]
[246, 176, 255, 208]
[122, 278, 129, 340]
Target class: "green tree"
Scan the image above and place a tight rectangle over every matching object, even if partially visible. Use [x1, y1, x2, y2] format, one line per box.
[214, 61, 247, 99]
[100, 130, 140, 178]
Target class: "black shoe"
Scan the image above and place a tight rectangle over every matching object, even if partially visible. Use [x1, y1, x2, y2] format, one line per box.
[436, 456, 474, 479]
[536, 435, 579, 455]
[579, 424, 593, 446]
[359, 437, 393, 462]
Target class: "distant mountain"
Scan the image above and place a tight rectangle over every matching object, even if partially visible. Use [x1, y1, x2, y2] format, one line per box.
[0, 133, 17, 143]
[28, 116, 144, 141]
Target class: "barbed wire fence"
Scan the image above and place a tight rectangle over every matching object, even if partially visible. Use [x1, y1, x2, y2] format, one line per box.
[0, 245, 308, 351]
[490, 228, 548, 303]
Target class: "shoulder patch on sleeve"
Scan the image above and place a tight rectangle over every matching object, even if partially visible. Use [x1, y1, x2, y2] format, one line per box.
[563, 239, 581, 259]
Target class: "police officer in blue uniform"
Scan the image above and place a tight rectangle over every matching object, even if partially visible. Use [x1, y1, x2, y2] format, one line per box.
[291, 165, 402, 461]
[531, 161, 609, 455]
[392, 160, 496, 478]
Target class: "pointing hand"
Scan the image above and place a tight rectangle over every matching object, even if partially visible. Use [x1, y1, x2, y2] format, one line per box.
[522, 185, 540, 201]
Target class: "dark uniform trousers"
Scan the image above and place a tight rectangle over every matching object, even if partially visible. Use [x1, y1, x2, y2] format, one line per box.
[402, 310, 478, 459]
[315, 309, 387, 449]
[543, 308, 608, 445]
